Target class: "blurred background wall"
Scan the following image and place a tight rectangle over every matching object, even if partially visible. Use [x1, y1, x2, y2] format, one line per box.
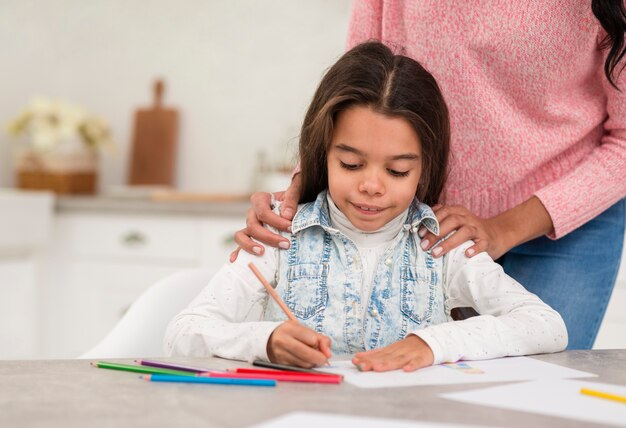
[0, 0, 352, 193]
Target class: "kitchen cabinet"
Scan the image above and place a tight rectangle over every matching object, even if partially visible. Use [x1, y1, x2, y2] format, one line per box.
[0, 190, 53, 359]
[0, 258, 38, 358]
[40, 202, 245, 358]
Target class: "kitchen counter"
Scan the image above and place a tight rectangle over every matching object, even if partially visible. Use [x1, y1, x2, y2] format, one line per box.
[55, 194, 251, 217]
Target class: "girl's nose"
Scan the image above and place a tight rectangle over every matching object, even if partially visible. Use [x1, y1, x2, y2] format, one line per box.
[358, 171, 385, 196]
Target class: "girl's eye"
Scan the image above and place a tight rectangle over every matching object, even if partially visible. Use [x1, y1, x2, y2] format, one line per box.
[388, 169, 410, 177]
[340, 161, 360, 170]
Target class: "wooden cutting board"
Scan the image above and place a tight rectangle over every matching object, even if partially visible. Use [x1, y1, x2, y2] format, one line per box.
[128, 80, 178, 186]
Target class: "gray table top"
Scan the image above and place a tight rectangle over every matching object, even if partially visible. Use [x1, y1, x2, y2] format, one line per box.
[1, 350, 624, 428]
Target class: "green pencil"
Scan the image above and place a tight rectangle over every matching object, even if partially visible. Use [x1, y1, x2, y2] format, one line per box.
[91, 361, 196, 377]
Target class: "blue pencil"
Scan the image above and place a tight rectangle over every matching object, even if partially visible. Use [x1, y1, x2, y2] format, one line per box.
[142, 374, 276, 387]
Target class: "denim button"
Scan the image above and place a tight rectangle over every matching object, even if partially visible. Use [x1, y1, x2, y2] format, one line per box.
[384, 258, 393, 266]
[370, 308, 379, 317]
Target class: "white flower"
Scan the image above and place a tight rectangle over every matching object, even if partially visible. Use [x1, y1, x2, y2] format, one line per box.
[5, 97, 114, 152]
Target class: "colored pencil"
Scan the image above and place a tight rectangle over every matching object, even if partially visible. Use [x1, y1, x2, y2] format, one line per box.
[91, 361, 195, 377]
[135, 359, 222, 374]
[252, 359, 337, 375]
[233, 367, 342, 379]
[248, 262, 298, 322]
[580, 387, 626, 404]
[201, 371, 341, 384]
[142, 374, 276, 387]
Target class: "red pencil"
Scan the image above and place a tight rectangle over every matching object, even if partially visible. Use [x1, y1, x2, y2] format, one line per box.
[232, 368, 342, 379]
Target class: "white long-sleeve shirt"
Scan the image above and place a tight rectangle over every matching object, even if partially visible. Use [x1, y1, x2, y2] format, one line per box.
[164, 204, 567, 364]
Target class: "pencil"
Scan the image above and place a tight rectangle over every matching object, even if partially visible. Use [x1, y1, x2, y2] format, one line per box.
[252, 359, 337, 374]
[580, 387, 626, 405]
[135, 359, 222, 374]
[91, 361, 195, 376]
[142, 374, 276, 387]
[248, 262, 298, 322]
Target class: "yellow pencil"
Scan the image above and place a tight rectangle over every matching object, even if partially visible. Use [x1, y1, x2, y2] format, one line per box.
[580, 387, 626, 405]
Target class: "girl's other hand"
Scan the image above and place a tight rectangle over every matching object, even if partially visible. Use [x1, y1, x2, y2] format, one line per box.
[352, 335, 434, 372]
[418, 204, 503, 260]
[230, 173, 302, 262]
[267, 320, 332, 368]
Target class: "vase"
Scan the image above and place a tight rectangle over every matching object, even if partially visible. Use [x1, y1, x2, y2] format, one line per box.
[15, 146, 98, 195]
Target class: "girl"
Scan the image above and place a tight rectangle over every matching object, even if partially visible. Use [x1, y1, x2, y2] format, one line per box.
[164, 42, 567, 371]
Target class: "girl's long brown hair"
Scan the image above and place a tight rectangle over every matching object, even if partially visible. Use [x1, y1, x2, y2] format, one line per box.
[299, 41, 450, 206]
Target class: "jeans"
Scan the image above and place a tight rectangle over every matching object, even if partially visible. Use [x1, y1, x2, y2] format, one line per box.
[499, 199, 625, 350]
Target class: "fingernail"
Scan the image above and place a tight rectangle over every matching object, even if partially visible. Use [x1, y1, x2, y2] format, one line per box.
[418, 227, 427, 237]
[432, 246, 442, 256]
[278, 241, 290, 249]
[466, 248, 475, 257]
[229, 254, 236, 263]
[252, 246, 262, 255]
[420, 239, 430, 250]
[287, 225, 292, 233]
[283, 208, 294, 219]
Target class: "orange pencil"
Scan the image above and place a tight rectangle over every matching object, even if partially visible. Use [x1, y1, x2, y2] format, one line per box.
[248, 262, 298, 322]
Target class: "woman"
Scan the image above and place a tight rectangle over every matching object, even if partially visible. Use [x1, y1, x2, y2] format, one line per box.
[233, 1, 626, 350]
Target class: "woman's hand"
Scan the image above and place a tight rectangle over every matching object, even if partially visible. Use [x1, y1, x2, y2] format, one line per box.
[352, 335, 434, 372]
[419, 204, 505, 260]
[267, 320, 332, 368]
[419, 197, 553, 261]
[230, 173, 302, 261]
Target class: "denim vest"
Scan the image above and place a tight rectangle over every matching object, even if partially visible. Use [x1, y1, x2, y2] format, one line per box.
[262, 191, 448, 355]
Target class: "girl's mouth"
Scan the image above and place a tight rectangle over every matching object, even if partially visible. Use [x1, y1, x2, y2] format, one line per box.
[353, 203, 385, 215]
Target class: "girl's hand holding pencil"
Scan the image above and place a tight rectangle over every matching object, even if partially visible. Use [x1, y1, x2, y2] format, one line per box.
[248, 262, 332, 368]
[267, 320, 332, 368]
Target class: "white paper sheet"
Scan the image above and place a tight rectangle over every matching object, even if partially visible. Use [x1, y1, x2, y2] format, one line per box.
[320, 357, 595, 388]
[250, 412, 488, 428]
[441, 379, 626, 427]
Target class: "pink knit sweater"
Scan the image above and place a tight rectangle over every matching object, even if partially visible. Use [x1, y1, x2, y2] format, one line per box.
[347, 1, 626, 238]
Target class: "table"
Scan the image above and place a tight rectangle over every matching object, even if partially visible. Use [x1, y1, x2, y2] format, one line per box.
[1, 350, 624, 428]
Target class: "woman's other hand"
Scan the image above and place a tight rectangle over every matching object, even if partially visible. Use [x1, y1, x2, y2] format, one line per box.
[419, 196, 553, 260]
[267, 320, 332, 368]
[352, 335, 434, 372]
[419, 204, 503, 260]
[230, 173, 302, 261]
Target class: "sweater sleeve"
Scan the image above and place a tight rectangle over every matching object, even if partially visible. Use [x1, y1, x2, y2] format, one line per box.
[412, 242, 568, 364]
[534, 30, 626, 239]
[163, 246, 282, 362]
[346, 0, 383, 49]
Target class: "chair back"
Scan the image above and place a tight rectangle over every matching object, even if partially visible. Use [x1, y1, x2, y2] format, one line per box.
[79, 267, 215, 359]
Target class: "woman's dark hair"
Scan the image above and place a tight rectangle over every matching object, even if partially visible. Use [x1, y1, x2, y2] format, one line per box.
[299, 41, 450, 206]
[593, 0, 626, 89]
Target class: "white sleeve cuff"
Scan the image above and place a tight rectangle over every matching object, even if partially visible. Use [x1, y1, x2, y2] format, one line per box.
[409, 329, 448, 365]
[250, 321, 283, 362]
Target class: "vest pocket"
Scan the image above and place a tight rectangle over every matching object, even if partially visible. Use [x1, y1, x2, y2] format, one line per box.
[285, 263, 329, 320]
[400, 266, 435, 325]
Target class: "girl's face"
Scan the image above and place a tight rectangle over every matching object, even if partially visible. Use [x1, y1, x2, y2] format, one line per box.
[327, 105, 422, 232]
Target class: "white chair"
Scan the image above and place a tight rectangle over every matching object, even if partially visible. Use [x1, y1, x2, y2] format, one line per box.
[79, 267, 215, 359]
